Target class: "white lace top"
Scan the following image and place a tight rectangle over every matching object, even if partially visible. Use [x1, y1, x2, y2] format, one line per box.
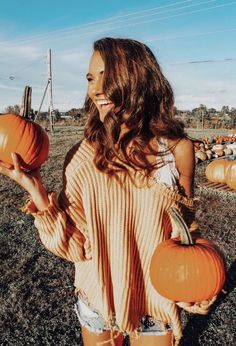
[155, 137, 179, 189]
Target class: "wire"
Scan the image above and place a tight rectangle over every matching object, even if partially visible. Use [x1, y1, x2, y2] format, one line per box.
[166, 57, 236, 65]
[146, 26, 236, 43]
[0, 0, 234, 47]
[0, 1, 200, 45]
[9, 55, 46, 79]
[96, 0, 219, 27]
[104, 1, 236, 35]
[0, 55, 46, 81]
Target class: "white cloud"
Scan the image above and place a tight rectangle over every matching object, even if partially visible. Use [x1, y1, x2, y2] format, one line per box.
[0, 6, 235, 112]
[175, 88, 236, 111]
[0, 83, 22, 91]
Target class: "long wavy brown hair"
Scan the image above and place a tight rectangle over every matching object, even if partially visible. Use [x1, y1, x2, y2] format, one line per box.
[84, 37, 186, 175]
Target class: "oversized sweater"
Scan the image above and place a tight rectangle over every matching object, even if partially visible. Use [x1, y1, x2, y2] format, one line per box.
[24, 139, 197, 344]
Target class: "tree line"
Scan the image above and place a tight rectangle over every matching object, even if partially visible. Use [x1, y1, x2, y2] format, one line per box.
[1, 104, 236, 129]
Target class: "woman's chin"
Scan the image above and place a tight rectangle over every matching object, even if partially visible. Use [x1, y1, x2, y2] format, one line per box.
[98, 107, 113, 122]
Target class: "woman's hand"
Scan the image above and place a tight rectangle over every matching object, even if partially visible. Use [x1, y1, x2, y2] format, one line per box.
[0, 153, 49, 211]
[176, 295, 217, 315]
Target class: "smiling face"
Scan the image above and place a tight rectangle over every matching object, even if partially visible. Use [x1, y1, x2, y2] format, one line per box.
[86, 51, 115, 122]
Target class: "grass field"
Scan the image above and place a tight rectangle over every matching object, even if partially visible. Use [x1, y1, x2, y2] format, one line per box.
[0, 126, 235, 346]
[187, 127, 233, 139]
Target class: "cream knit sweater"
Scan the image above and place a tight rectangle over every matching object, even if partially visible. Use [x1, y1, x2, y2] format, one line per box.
[24, 139, 197, 344]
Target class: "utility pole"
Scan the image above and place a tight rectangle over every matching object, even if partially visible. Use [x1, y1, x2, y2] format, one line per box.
[47, 49, 54, 132]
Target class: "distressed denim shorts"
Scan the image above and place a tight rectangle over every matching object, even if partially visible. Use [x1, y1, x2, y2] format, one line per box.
[74, 298, 171, 336]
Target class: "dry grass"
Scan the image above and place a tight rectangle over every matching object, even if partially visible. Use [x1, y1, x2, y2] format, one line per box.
[0, 127, 235, 346]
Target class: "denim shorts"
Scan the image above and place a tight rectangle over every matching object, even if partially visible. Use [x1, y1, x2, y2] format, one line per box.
[74, 298, 171, 336]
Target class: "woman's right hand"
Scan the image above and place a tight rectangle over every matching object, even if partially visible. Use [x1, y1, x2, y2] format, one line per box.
[176, 295, 217, 315]
[0, 153, 50, 211]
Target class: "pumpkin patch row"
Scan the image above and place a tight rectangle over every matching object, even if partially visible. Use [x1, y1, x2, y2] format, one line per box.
[195, 142, 236, 164]
[203, 134, 236, 145]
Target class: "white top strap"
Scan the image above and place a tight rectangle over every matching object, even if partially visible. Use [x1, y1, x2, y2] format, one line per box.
[155, 137, 179, 189]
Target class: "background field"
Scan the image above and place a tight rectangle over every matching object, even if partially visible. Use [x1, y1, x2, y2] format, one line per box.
[0, 127, 235, 345]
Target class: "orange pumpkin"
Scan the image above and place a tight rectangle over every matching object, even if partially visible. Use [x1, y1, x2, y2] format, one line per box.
[195, 150, 207, 162]
[223, 148, 233, 156]
[214, 149, 224, 157]
[205, 158, 230, 183]
[0, 113, 49, 170]
[212, 144, 224, 151]
[205, 149, 212, 160]
[225, 160, 236, 190]
[150, 208, 225, 302]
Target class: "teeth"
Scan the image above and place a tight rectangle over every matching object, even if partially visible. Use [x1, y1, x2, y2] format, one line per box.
[97, 99, 112, 105]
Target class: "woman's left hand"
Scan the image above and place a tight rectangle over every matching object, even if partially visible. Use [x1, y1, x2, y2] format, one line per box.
[0, 153, 42, 194]
[0, 153, 50, 211]
[176, 295, 217, 315]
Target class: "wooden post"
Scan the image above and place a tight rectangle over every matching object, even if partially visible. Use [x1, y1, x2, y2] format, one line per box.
[20, 85, 32, 118]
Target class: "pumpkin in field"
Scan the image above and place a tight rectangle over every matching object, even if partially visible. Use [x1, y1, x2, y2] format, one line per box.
[205, 149, 212, 160]
[214, 149, 224, 157]
[205, 158, 230, 183]
[150, 207, 225, 302]
[225, 160, 236, 190]
[212, 144, 224, 151]
[0, 113, 49, 170]
[223, 148, 232, 156]
[195, 150, 207, 162]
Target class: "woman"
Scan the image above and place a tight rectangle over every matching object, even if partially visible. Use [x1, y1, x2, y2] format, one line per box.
[0, 38, 215, 346]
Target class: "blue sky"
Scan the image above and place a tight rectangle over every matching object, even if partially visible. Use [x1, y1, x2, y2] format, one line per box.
[0, 0, 236, 112]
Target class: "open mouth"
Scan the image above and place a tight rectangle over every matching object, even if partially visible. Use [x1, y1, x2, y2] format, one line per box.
[96, 99, 114, 111]
[97, 99, 112, 106]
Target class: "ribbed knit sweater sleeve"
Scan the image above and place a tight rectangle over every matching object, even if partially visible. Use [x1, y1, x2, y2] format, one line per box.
[23, 142, 91, 262]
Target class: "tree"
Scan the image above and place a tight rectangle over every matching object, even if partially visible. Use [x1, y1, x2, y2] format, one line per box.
[221, 106, 229, 115]
[192, 104, 208, 129]
[4, 104, 21, 114]
[229, 108, 236, 127]
[52, 109, 61, 121]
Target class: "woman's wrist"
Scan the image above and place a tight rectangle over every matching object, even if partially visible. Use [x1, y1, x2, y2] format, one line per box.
[29, 185, 50, 211]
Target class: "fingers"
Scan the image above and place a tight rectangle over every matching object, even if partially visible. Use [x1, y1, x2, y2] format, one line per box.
[0, 153, 22, 175]
[11, 153, 21, 172]
[176, 302, 208, 315]
[0, 160, 13, 169]
[176, 295, 217, 315]
[209, 295, 217, 305]
[0, 153, 24, 180]
[0, 160, 13, 176]
[176, 302, 192, 309]
[186, 305, 209, 315]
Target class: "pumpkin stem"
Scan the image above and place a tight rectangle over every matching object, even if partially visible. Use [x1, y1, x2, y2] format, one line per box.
[168, 207, 194, 245]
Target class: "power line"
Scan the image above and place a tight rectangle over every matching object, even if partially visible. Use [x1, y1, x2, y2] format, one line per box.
[0, 55, 46, 81]
[106, 1, 236, 34]
[166, 57, 236, 65]
[98, 0, 219, 27]
[146, 27, 236, 43]
[0, 1, 200, 45]
[0, 0, 234, 47]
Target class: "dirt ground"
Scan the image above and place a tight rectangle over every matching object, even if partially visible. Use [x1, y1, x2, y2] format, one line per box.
[0, 127, 235, 346]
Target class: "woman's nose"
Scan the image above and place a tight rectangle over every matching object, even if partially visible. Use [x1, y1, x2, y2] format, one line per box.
[92, 76, 103, 95]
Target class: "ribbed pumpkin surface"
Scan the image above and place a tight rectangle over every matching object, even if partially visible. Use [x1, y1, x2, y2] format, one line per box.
[0, 113, 49, 170]
[150, 238, 225, 302]
[225, 160, 236, 189]
[205, 158, 229, 183]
